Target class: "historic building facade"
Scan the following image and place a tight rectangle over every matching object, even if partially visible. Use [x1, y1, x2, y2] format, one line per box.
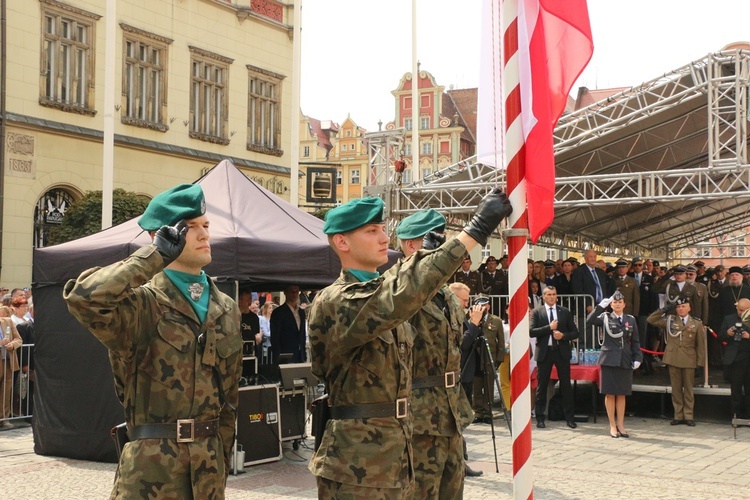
[2, 0, 295, 286]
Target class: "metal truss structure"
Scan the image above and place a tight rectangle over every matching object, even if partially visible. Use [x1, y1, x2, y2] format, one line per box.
[365, 50, 750, 258]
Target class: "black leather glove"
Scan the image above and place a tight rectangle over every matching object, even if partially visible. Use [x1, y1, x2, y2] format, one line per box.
[153, 221, 187, 267]
[660, 302, 678, 314]
[422, 231, 446, 250]
[462, 189, 513, 246]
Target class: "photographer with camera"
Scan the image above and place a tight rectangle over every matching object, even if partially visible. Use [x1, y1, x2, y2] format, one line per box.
[720, 298, 750, 419]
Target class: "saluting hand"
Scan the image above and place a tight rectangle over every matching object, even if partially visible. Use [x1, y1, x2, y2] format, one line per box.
[153, 220, 188, 267]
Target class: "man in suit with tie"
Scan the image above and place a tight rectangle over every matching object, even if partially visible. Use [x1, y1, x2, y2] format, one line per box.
[270, 284, 307, 363]
[530, 286, 580, 429]
[572, 250, 614, 348]
[572, 250, 614, 313]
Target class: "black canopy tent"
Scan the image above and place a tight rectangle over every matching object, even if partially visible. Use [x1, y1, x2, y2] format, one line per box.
[31, 160, 342, 461]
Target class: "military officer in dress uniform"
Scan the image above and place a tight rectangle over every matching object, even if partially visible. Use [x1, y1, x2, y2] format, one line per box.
[614, 258, 640, 317]
[652, 265, 698, 313]
[685, 265, 709, 326]
[308, 192, 512, 498]
[648, 298, 706, 426]
[452, 254, 481, 295]
[64, 184, 243, 499]
[694, 261, 710, 286]
[396, 210, 474, 498]
[467, 295, 504, 424]
[479, 256, 506, 296]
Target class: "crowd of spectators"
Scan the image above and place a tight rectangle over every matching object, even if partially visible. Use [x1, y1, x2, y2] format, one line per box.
[451, 252, 750, 423]
[0, 286, 35, 429]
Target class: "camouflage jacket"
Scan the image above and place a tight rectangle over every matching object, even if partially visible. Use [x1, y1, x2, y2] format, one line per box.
[409, 285, 473, 436]
[63, 245, 242, 499]
[307, 238, 466, 489]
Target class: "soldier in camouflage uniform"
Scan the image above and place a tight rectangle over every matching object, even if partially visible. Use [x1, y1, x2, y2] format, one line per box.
[309, 191, 511, 498]
[396, 210, 474, 499]
[64, 184, 242, 499]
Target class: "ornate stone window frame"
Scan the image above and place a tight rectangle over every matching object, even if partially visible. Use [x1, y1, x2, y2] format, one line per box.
[120, 24, 173, 132]
[39, 0, 100, 116]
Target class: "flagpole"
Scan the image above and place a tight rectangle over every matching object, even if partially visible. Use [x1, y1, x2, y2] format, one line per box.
[411, 0, 419, 183]
[503, 0, 534, 498]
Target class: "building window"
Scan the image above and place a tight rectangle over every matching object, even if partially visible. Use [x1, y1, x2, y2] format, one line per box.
[402, 168, 412, 184]
[420, 117, 429, 130]
[545, 249, 557, 261]
[695, 247, 711, 258]
[346, 130, 351, 137]
[34, 187, 77, 248]
[121, 25, 172, 131]
[404, 118, 412, 131]
[350, 169, 360, 185]
[404, 143, 412, 156]
[421, 142, 432, 155]
[422, 167, 432, 179]
[190, 47, 232, 145]
[482, 244, 491, 262]
[731, 245, 746, 258]
[247, 64, 285, 156]
[336, 169, 342, 185]
[40, 0, 100, 115]
[303, 145, 310, 157]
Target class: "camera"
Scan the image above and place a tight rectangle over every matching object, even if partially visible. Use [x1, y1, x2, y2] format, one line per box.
[734, 323, 745, 342]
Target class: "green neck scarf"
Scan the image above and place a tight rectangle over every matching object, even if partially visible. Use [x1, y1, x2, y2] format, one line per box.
[348, 269, 380, 282]
[164, 269, 210, 323]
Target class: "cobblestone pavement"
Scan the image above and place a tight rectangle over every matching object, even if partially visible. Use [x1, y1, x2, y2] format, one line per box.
[2, 416, 749, 499]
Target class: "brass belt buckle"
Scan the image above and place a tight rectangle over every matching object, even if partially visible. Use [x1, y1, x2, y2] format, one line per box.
[177, 419, 195, 443]
[444, 371, 456, 388]
[395, 398, 408, 419]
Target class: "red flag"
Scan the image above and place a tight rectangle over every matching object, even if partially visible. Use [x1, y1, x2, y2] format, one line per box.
[520, 0, 593, 242]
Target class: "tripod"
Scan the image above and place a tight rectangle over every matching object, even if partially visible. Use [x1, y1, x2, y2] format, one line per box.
[464, 333, 511, 473]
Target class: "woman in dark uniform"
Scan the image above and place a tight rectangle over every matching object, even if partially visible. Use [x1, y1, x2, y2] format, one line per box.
[587, 290, 643, 438]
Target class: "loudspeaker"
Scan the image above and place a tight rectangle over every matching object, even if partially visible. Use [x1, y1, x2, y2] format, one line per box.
[279, 388, 307, 441]
[236, 385, 282, 465]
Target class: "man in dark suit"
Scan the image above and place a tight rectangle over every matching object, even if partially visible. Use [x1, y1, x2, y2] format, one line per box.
[270, 284, 307, 363]
[530, 286, 579, 429]
[572, 250, 615, 308]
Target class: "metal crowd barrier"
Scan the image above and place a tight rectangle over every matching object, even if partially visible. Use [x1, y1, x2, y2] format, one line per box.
[0, 343, 34, 427]
[479, 294, 601, 351]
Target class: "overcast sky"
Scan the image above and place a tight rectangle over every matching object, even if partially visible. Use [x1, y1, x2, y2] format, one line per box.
[300, 0, 750, 132]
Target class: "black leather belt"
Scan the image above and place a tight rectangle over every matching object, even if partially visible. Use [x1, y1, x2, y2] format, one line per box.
[128, 418, 220, 443]
[412, 371, 459, 389]
[330, 398, 409, 419]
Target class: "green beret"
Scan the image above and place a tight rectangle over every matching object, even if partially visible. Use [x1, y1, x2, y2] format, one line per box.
[396, 209, 446, 240]
[138, 183, 206, 231]
[322, 197, 385, 234]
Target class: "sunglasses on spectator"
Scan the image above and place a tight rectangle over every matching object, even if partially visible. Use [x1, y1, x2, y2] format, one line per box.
[633, 263, 643, 266]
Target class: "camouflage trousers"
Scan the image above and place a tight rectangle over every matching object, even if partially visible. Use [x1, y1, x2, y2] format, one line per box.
[316, 476, 412, 500]
[412, 433, 464, 500]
